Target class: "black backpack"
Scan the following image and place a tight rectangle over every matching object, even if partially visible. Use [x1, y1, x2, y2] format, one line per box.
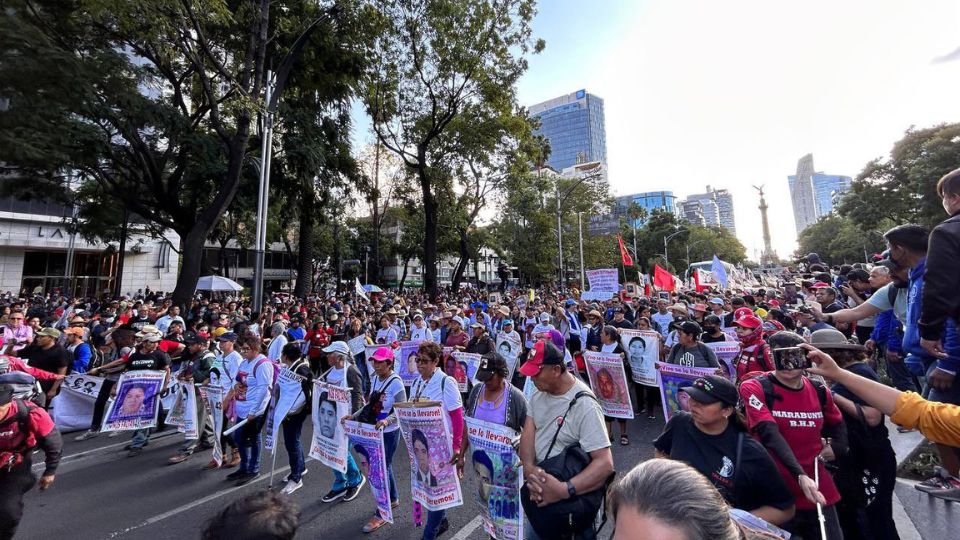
[752, 372, 828, 412]
[0, 399, 37, 468]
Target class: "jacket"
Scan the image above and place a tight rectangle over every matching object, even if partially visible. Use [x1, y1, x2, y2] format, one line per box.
[902, 258, 960, 374]
[919, 212, 960, 341]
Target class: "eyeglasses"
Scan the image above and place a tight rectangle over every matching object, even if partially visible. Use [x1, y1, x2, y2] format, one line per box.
[415, 356, 433, 365]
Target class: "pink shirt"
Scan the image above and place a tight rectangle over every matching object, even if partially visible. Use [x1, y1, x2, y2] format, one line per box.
[3, 325, 33, 352]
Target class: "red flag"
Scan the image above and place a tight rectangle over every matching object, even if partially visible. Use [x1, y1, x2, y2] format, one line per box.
[618, 235, 634, 266]
[653, 264, 674, 291]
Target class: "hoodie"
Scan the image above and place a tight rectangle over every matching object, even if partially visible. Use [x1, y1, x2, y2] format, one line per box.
[902, 258, 960, 375]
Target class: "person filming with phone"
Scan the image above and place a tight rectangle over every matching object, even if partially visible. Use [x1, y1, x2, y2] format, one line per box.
[738, 331, 848, 540]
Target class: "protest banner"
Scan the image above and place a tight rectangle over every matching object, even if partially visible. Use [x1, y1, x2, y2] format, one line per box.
[453, 351, 482, 386]
[443, 355, 469, 392]
[265, 367, 307, 453]
[657, 363, 719, 421]
[159, 376, 187, 410]
[398, 341, 422, 386]
[344, 420, 393, 523]
[309, 381, 351, 474]
[51, 373, 104, 432]
[620, 329, 660, 387]
[522, 376, 536, 401]
[348, 334, 367, 356]
[165, 383, 199, 440]
[396, 401, 464, 511]
[582, 268, 619, 300]
[705, 341, 740, 383]
[364, 344, 387, 381]
[465, 418, 524, 540]
[583, 352, 634, 419]
[102, 370, 165, 432]
[495, 335, 521, 380]
[199, 385, 225, 466]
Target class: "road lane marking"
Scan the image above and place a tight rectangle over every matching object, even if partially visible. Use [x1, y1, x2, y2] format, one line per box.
[32, 430, 178, 473]
[450, 515, 483, 540]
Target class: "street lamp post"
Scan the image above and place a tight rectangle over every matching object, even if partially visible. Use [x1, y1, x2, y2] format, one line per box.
[555, 171, 602, 286]
[578, 212, 585, 288]
[663, 227, 686, 269]
[685, 238, 710, 268]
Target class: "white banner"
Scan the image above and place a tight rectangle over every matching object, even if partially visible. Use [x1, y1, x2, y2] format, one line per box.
[265, 367, 307, 453]
[200, 385, 225, 466]
[165, 383, 199, 440]
[309, 381, 351, 474]
[584, 268, 619, 300]
[495, 334, 521, 381]
[620, 329, 660, 387]
[452, 351, 482, 389]
[51, 374, 105, 433]
[102, 370, 165, 432]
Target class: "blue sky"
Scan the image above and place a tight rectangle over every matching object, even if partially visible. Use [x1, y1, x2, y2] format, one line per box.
[354, 0, 960, 259]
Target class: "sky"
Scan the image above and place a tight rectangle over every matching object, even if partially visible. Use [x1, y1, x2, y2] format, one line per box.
[354, 0, 960, 260]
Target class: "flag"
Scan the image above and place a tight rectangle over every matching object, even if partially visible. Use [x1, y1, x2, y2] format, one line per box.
[355, 278, 369, 301]
[617, 235, 633, 266]
[653, 265, 674, 291]
[711, 255, 729, 289]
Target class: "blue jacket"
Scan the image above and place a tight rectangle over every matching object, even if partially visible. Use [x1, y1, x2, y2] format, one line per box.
[902, 258, 960, 374]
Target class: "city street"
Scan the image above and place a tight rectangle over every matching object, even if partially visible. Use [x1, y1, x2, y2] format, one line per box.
[19, 416, 662, 539]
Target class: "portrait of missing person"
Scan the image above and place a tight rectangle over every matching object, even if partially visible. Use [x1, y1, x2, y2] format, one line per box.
[472, 450, 495, 504]
[316, 392, 338, 439]
[593, 366, 622, 402]
[497, 341, 514, 358]
[627, 336, 646, 365]
[676, 380, 694, 412]
[411, 428, 438, 488]
[406, 352, 418, 376]
[115, 383, 153, 418]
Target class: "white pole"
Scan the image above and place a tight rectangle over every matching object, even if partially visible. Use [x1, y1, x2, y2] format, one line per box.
[578, 212, 585, 288]
[252, 71, 274, 311]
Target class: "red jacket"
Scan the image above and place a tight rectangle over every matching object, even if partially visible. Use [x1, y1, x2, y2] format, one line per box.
[4, 355, 59, 381]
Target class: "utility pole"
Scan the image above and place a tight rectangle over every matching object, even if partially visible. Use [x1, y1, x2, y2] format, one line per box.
[578, 212, 585, 288]
[251, 70, 275, 311]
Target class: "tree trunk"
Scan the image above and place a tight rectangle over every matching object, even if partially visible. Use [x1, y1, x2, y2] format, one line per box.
[293, 195, 315, 297]
[333, 218, 342, 295]
[371, 141, 382, 286]
[450, 227, 469, 294]
[171, 225, 209, 308]
[474, 256, 480, 289]
[420, 165, 438, 300]
[398, 254, 412, 292]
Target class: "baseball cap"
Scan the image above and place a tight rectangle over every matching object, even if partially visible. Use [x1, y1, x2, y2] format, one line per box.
[36, 327, 61, 339]
[217, 332, 239, 342]
[475, 353, 507, 382]
[502, 319, 514, 327]
[64, 327, 85, 337]
[539, 312, 550, 322]
[183, 332, 209, 344]
[692, 303, 708, 313]
[322, 341, 351, 356]
[709, 298, 725, 305]
[678, 320, 702, 335]
[733, 307, 754, 321]
[518, 341, 565, 377]
[682, 375, 739, 407]
[450, 316, 465, 327]
[564, 299, 577, 307]
[812, 281, 831, 289]
[876, 250, 900, 271]
[371, 347, 395, 362]
[734, 315, 763, 330]
[470, 322, 485, 329]
[669, 303, 688, 314]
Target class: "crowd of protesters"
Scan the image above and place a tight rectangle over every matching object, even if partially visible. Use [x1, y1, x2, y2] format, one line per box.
[2, 169, 960, 540]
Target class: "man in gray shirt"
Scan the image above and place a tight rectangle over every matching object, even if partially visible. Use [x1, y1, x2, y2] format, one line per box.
[518, 341, 614, 540]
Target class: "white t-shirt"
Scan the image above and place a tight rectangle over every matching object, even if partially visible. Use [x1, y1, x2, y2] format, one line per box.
[371, 373, 406, 433]
[410, 325, 434, 342]
[410, 370, 463, 435]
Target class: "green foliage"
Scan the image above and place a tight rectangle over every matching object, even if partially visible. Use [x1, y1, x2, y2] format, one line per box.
[794, 214, 882, 265]
[839, 123, 960, 232]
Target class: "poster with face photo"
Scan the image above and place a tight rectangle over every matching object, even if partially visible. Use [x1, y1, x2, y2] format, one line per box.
[704, 341, 740, 383]
[309, 381, 351, 474]
[51, 374, 105, 432]
[496, 334, 521, 380]
[452, 351, 482, 387]
[396, 402, 463, 511]
[345, 420, 393, 523]
[620, 329, 660, 387]
[102, 370, 165, 432]
[583, 351, 634, 419]
[466, 417, 523, 540]
[657, 364, 718, 421]
[399, 341, 423, 386]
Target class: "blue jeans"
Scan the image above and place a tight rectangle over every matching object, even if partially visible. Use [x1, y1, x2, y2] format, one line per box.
[355, 352, 371, 394]
[886, 353, 920, 392]
[233, 415, 265, 474]
[129, 427, 151, 449]
[332, 452, 362, 490]
[382, 429, 400, 503]
[282, 414, 307, 482]
[423, 509, 446, 540]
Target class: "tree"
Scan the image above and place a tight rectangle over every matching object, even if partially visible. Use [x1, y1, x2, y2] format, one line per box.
[839, 123, 960, 232]
[361, 0, 542, 299]
[794, 214, 883, 265]
[357, 142, 406, 286]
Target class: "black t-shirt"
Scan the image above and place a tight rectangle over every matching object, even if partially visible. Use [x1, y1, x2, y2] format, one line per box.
[20, 344, 70, 391]
[701, 333, 727, 344]
[125, 350, 172, 371]
[832, 362, 889, 439]
[654, 411, 794, 512]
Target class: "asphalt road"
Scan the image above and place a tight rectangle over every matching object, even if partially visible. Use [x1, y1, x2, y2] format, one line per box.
[17, 414, 662, 540]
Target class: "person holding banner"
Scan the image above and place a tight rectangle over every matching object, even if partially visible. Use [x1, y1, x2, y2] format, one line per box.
[666, 321, 719, 369]
[118, 329, 172, 457]
[342, 346, 406, 533]
[278, 343, 312, 495]
[225, 335, 276, 485]
[208, 332, 241, 468]
[75, 325, 136, 442]
[459, 352, 527, 474]
[598, 326, 631, 445]
[318, 341, 367, 504]
[408, 341, 464, 540]
[653, 375, 795, 526]
[168, 332, 217, 464]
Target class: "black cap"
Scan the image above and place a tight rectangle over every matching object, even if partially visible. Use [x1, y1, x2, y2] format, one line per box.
[183, 332, 208, 344]
[0, 384, 13, 406]
[678, 320, 702, 336]
[475, 352, 508, 382]
[682, 375, 738, 407]
[217, 332, 239, 342]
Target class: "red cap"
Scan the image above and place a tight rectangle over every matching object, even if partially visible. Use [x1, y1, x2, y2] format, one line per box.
[518, 341, 564, 377]
[733, 307, 754, 321]
[734, 315, 763, 330]
[768, 300, 781, 308]
[812, 282, 831, 289]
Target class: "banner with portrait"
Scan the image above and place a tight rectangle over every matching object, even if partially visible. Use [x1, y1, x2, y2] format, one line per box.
[465, 417, 523, 540]
[396, 402, 464, 511]
[165, 382, 199, 440]
[452, 351, 482, 388]
[102, 370, 165, 432]
[522, 377, 536, 401]
[51, 373, 104, 432]
[495, 334, 521, 380]
[309, 381, 351, 474]
[583, 352, 634, 419]
[159, 377, 187, 411]
[398, 341, 423, 386]
[344, 420, 393, 523]
[620, 329, 660, 387]
[657, 364, 719, 421]
[364, 344, 387, 381]
[265, 367, 307, 453]
[199, 385, 225, 466]
[705, 341, 740, 383]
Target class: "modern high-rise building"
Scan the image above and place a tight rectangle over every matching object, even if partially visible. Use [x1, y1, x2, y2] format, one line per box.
[679, 200, 708, 227]
[683, 186, 736, 234]
[788, 155, 852, 234]
[589, 191, 677, 234]
[530, 89, 607, 172]
[788, 154, 819, 234]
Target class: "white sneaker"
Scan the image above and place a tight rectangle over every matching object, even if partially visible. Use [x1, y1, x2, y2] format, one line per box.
[284, 468, 308, 483]
[74, 430, 100, 442]
[107, 430, 122, 438]
[280, 479, 303, 495]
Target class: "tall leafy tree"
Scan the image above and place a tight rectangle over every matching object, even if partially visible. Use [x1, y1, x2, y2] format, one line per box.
[361, 0, 542, 299]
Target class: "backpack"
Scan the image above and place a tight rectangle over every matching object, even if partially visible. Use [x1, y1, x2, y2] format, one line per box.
[87, 345, 106, 371]
[0, 399, 36, 469]
[739, 372, 827, 416]
[0, 371, 44, 408]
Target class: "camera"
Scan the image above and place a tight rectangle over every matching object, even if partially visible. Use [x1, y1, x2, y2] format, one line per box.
[772, 346, 811, 371]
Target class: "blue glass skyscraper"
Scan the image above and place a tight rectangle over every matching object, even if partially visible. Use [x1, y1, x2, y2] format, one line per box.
[529, 90, 607, 171]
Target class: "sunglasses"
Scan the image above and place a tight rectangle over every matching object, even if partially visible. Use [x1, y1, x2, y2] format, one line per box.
[415, 356, 434, 365]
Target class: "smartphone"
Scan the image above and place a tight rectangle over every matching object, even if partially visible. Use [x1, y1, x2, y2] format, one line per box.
[772, 346, 811, 371]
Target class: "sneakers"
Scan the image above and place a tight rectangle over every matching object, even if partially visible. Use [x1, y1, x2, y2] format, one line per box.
[916, 466, 953, 493]
[321, 487, 348, 503]
[929, 476, 960, 502]
[107, 430, 122, 438]
[284, 468, 308, 483]
[343, 475, 367, 502]
[280, 479, 303, 495]
[74, 430, 100, 442]
[235, 471, 261, 486]
[168, 452, 193, 465]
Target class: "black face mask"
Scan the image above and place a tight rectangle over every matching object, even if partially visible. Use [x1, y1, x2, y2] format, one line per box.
[703, 325, 718, 333]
